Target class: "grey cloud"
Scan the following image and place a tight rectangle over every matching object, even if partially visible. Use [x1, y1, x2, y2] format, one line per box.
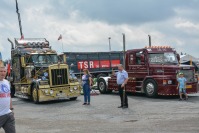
[47, 0, 193, 24]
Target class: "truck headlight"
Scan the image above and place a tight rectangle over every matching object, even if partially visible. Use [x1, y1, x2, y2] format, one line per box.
[74, 86, 78, 90]
[45, 89, 48, 94]
[50, 90, 54, 95]
[168, 80, 172, 85]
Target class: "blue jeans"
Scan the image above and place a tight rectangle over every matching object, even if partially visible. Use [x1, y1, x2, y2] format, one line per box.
[83, 84, 90, 103]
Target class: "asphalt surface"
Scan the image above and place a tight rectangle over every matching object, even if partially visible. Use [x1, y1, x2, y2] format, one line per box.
[1, 92, 199, 133]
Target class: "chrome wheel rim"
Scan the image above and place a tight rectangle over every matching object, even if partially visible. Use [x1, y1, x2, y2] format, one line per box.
[146, 83, 155, 95]
[99, 82, 105, 91]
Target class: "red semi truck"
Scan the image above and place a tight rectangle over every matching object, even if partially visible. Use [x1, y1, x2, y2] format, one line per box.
[98, 46, 198, 97]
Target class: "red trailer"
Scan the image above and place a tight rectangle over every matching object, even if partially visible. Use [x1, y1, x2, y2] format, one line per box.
[59, 51, 123, 78]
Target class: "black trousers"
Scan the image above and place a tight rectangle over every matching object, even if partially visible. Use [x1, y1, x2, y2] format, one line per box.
[118, 85, 128, 107]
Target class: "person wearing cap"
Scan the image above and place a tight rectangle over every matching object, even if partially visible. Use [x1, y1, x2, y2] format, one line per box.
[0, 61, 16, 133]
[177, 72, 188, 100]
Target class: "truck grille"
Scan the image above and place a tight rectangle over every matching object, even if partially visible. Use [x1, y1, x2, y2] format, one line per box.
[51, 68, 68, 86]
[180, 70, 194, 83]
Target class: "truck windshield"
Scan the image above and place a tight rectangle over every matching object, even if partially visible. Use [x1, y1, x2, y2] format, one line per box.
[31, 54, 59, 64]
[149, 52, 178, 65]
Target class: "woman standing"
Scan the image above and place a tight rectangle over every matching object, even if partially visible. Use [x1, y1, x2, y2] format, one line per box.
[82, 69, 92, 105]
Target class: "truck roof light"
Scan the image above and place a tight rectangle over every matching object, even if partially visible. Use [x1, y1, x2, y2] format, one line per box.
[145, 46, 171, 49]
[15, 38, 49, 48]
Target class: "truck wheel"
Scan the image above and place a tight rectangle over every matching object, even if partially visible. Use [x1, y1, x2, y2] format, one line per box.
[97, 74, 107, 81]
[144, 79, 158, 98]
[32, 86, 39, 104]
[98, 78, 107, 94]
[70, 97, 77, 101]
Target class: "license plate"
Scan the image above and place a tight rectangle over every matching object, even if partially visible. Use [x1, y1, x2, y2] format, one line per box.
[186, 85, 192, 89]
[56, 93, 66, 97]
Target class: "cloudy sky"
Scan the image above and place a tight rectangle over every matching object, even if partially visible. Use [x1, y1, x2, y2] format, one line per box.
[0, 0, 199, 60]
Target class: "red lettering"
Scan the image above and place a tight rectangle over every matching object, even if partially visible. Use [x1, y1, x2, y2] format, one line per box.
[78, 62, 83, 69]
[77, 60, 120, 69]
[0, 93, 10, 98]
[84, 61, 88, 69]
[89, 61, 94, 68]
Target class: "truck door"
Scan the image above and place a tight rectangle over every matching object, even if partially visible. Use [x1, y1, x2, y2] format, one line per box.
[12, 56, 21, 92]
[131, 51, 148, 92]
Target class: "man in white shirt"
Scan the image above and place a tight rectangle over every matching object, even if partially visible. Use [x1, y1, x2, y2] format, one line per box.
[113, 64, 129, 108]
[0, 61, 15, 133]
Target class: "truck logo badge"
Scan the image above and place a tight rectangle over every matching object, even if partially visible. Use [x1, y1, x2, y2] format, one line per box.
[57, 75, 62, 78]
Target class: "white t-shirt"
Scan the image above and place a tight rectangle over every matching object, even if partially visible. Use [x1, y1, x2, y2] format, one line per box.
[0, 79, 11, 116]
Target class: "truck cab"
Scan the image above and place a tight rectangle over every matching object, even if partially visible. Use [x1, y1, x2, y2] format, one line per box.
[98, 46, 198, 97]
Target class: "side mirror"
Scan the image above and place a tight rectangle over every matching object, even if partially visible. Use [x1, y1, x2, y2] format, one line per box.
[140, 54, 145, 65]
[177, 54, 180, 63]
[21, 56, 26, 67]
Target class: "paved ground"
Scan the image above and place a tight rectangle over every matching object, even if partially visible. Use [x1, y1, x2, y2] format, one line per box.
[1, 92, 199, 133]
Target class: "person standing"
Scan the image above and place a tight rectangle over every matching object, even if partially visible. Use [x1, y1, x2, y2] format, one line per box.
[177, 72, 188, 100]
[0, 61, 16, 133]
[82, 69, 92, 105]
[113, 64, 129, 108]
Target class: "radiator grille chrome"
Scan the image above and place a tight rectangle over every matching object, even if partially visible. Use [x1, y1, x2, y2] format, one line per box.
[51, 68, 68, 86]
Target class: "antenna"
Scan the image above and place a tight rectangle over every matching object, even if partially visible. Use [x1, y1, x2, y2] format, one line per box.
[15, 0, 23, 38]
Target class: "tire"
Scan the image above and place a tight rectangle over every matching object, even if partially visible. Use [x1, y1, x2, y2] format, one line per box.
[32, 86, 39, 104]
[98, 78, 107, 94]
[144, 79, 158, 98]
[70, 97, 77, 101]
[97, 74, 107, 81]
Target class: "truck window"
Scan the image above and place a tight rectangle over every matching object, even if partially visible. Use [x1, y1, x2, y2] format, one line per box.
[136, 52, 143, 65]
[26, 55, 33, 64]
[149, 52, 178, 65]
[31, 54, 58, 64]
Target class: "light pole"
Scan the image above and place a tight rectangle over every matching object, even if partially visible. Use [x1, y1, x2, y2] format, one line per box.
[108, 37, 111, 52]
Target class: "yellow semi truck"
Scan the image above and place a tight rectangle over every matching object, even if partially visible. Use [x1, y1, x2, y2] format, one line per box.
[8, 38, 81, 103]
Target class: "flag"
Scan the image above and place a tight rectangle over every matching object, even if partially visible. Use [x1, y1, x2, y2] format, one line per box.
[58, 34, 62, 40]
[7, 61, 11, 76]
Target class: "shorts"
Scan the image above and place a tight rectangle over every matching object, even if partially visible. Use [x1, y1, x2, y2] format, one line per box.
[0, 112, 16, 133]
[179, 88, 186, 94]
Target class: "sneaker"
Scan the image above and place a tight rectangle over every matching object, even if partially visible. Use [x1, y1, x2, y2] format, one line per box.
[118, 106, 123, 108]
[87, 103, 90, 105]
[83, 103, 87, 105]
[179, 98, 183, 101]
